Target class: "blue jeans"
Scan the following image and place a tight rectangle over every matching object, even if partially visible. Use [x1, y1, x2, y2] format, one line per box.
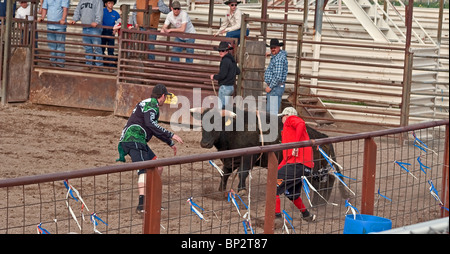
[266, 85, 285, 115]
[101, 29, 115, 66]
[82, 27, 103, 66]
[218, 85, 234, 109]
[47, 27, 66, 66]
[226, 28, 249, 44]
[172, 37, 195, 63]
[140, 27, 156, 60]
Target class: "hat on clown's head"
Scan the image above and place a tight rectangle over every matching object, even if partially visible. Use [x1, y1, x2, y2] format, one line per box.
[278, 107, 298, 117]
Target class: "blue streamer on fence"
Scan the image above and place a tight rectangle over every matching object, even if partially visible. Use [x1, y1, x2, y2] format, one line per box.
[394, 160, 418, 179]
[282, 210, 296, 234]
[187, 197, 206, 220]
[377, 188, 392, 202]
[37, 223, 50, 234]
[417, 156, 430, 175]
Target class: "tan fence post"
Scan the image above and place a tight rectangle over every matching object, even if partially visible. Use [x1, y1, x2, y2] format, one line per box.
[400, 50, 413, 128]
[142, 167, 162, 234]
[236, 13, 249, 97]
[264, 151, 279, 234]
[361, 137, 377, 215]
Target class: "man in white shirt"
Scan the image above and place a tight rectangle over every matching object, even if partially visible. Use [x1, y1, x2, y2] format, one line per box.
[15, 1, 32, 20]
[161, 1, 196, 63]
[16, 1, 35, 48]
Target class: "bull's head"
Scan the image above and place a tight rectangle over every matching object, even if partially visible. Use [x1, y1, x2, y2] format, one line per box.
[190, 107, 237, 149]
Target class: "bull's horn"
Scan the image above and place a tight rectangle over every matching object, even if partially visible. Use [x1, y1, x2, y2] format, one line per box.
[190, 107, 205, 114]
[221, 110, 237, 118]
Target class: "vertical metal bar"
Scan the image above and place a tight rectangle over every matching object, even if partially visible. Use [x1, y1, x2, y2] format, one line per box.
[400, 2, 414, 128]
[237, 13, 248, 97]
[437, 0, 444, 46]
[165, 1, 172, 62]
[1, 0, 13, 105]
[303, 0, 309, 31]
[314, 0, 324, 36]
[294, 23, 303, 110]
[261, 0, 268, 39]
[208, 0, 214, 27]
[441, 124, 449, 218]
[122, 4, 129, 30]
[264, 151, 278, 234]
[144, 1, 150, 28]
[400, 50, 413, 128]
[0, 18, 3, 88]
[142, 168, 162, 234]
[31, 1, 37, 71]
[361, 137, 377, 215]
[281, 0, 288, 49]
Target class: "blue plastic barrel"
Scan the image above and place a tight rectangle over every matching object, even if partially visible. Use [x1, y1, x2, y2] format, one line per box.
[343, 214, 392, 234]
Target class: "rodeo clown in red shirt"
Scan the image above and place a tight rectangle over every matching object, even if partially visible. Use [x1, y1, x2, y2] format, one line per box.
[275, 107, 316, 222]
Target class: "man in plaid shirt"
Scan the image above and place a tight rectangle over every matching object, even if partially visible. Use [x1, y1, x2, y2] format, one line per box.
[264, 39, 288, 115]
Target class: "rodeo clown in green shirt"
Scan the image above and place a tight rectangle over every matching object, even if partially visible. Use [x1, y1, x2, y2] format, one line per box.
[117, 84, 183, 214]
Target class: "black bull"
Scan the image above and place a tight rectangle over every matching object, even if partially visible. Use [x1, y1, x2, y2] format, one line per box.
[191, 107, 349, 205]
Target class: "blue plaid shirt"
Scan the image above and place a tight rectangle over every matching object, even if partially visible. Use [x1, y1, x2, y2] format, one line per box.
[264, 50, 288, 89]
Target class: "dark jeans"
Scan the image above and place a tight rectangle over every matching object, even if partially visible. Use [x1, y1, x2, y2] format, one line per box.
[120, 142, 156, 175]
[276, 163, 312, 201]
[101, 29, 116, 67]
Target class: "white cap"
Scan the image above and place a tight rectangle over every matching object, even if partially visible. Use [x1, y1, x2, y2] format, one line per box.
[278, 107, 298, 117]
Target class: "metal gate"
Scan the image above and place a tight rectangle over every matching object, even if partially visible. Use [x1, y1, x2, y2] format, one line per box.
[0, 0, 39, 104]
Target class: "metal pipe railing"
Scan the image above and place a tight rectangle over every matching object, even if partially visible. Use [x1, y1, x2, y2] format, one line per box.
[1, 118, 447, 186]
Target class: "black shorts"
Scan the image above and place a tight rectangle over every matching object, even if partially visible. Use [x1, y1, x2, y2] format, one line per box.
[120, 142, 156, 175]
[276, 163, 312, 200]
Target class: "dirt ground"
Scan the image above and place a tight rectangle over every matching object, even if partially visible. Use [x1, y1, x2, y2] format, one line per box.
[0, 103, 208, 178]
[0, 102, 384, 179]
[0, 103, 446, 234]
[0, 103, 214, 234]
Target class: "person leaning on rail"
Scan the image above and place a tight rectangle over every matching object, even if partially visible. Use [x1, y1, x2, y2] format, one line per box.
[161, 1, 196, 63]
[213, 0, 249, 45]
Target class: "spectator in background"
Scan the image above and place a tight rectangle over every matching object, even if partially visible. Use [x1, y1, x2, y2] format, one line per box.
[264, 38, 288, 115]
[113, 4, 137, 36]
[161, 1, 196, 63]
[210, 41, 240, 109]
[15, 1, 32, 20]
[70, 0, 104, 70]
[101, 0, 120, 68]
[15, 1, 33, 45]
[38, 0, 69, 67]
[214, 0, 249, 45]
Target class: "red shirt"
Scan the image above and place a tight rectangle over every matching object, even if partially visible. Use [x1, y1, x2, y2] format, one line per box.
[278, 115, 314, 170]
